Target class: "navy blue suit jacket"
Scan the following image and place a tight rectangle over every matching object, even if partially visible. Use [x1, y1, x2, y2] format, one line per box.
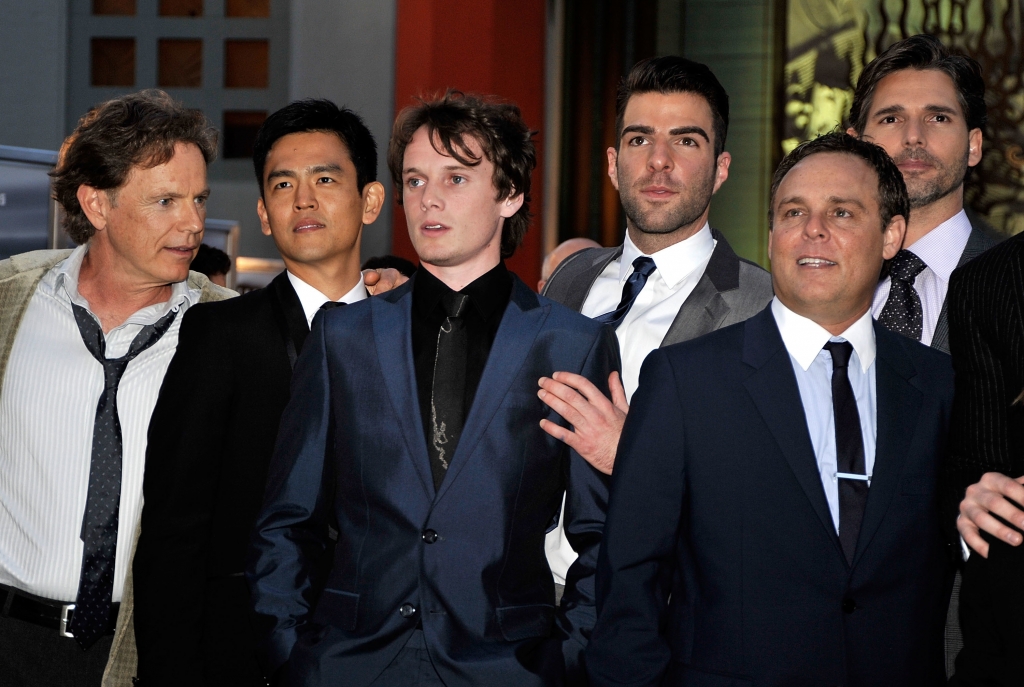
[248, 275, 618, 687]
[587, 306, 954, 686]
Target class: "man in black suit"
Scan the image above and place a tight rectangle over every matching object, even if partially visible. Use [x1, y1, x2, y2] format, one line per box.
[848, 34, 1001, 352]
[944, 232, 1024, 685]
[587, 132, 955, 686]
[132, 100, 386, 686]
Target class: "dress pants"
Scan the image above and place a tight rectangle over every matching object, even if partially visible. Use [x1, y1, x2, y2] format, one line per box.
[951, 530, 1024, 685]
[368, 630, 446, 687]
[0, 613, 113, 687]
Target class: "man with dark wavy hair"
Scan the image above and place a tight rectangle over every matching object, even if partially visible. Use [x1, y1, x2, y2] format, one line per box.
[248, 91, 618, 687]
[0, 90, 234, 686]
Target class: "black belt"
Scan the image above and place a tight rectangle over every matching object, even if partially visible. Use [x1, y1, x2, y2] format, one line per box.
[0, 583, 119, 638]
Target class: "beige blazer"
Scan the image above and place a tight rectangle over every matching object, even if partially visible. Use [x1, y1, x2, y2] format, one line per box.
[0, 249, 236, 686]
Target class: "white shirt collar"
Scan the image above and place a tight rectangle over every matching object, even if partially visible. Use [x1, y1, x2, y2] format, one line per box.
[906, 209, 971, 283]
[771, 297, 876, 373]
[54, 244, 197, 324]
[287, 270, 367, 327]
[618, 222, 716, 288]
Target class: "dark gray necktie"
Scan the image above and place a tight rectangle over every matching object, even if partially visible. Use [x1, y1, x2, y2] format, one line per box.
[69, 303, 177, 648]
[428, 292, 469, 490]
[594, 256, 657, 329]
[319, 301, 346, 311]
[878, 250, 927, 341]
[823, 341, 869, 564]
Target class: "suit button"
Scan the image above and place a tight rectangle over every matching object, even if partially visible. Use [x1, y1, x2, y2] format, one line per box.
[842, 598, 856, 614]
[422, 529, 439, 544]
[399, 603, 418, 619]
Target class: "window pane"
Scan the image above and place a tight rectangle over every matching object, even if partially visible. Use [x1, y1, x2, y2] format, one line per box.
[223, 111, 267, 158]
[226, 0, 269, 17]
[224, 40, 269, 88]
[91, 38, 136, 87]
[93, 0, 136, 15]
[159, 0, 203, 17]
[158, 39, 203, 88]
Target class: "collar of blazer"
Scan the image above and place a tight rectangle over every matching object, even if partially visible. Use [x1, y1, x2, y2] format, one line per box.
[740, 307, 923, 568]
[370, 272, 546, 500]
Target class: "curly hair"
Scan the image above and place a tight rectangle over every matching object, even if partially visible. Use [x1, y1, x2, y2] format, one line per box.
[51, 89, 218, 244]
[387, 90, 536, 259]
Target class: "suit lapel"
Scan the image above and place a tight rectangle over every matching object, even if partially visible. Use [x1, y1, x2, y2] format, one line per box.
[932, 219, 1003, 353]
[661, 229, 739, 347]
[563, 247, 621, 312]
[853, 324, 922, 564]
[372, 279, 435, 496]
[741, 309, 845, 558]
[434, 277, 549, 503]
[267, 271, 310, 368]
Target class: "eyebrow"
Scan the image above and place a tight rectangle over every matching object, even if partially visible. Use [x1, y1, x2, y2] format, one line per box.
[402, 164, 474, 176]
[871, 103, 959, 118]
[775, 195, 867, 209]
[266, 163, 344, 181]
[621, 124, 710, 143]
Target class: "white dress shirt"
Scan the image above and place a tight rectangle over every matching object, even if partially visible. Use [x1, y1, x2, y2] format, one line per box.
[579, 223, 716, 401]
[0, 245, 198, 602]
[772, 298, 877, 532]
[546, 224, 716, 585]
[287, 271, 367, 327]
[872, 209, 971, 346]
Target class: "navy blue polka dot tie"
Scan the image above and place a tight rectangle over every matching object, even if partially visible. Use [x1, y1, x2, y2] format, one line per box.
[878, 250, 927, 341]
[68, 303, 177, 649]
[594, 256, 657, 329]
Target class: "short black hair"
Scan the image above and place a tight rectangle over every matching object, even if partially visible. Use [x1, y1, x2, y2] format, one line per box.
[252, 99, 378, 194]
[190, 243, 232, 277]
[849, 34, 986, 134]
[51, 90, 217, 244]
[615, 56, 730, 157]
[388, 90, 536, 259]
[769, 131, 910, 230]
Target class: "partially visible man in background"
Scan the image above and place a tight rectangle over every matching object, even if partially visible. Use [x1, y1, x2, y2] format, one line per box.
[537, 237, 600, 292]
[0, 90, 233, 687]
[133, 99, 385, 687]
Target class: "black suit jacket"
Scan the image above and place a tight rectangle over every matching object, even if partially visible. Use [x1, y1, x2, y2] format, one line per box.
[944, 231, 1024, 535]
[587, 307, 955, 686]
[134, 272, 310, 686]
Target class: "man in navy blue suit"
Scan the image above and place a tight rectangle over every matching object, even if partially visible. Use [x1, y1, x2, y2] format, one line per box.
[587, 132, 955, 686]
[247, 91, 618, 687]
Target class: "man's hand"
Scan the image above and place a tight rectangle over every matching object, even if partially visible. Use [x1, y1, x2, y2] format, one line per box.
[362, 268, 409, 295]
[537, 371, 628, 475]
[958, 472, 1024, 557]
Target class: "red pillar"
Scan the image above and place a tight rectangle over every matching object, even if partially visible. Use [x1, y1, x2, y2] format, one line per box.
[392, 0, 546, 288]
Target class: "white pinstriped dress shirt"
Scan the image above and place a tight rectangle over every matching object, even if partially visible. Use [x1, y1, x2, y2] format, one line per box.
[0, 245, 197, 603]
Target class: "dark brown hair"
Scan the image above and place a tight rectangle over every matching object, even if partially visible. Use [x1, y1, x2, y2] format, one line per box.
[387, 90, 536, 259]
[615, 56, 730, 157]
[849, 34, 986, 134]
[769, 131, 910, 230]
[51, 89, 218, 244]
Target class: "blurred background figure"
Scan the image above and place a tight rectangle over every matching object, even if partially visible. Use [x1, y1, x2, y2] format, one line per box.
[189, 243, 232, 287]
[538, 237, 600, 292]
[361, 253, 417, 278]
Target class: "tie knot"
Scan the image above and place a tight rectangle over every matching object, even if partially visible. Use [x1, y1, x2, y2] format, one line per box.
[888, 250, 927, 282]
[631, 256, 657, 278]
[319, 300, 346, 312]
[823, 340, 854, 370]
[442, 292, 469, 319]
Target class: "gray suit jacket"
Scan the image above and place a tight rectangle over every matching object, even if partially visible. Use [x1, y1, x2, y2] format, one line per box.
[930, 213, 1004, 353]
[542, 228, 774, 347]
[0, 249, 235, 686]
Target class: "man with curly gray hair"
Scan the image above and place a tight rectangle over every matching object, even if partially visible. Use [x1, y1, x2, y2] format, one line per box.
[0, 90, 234, 687]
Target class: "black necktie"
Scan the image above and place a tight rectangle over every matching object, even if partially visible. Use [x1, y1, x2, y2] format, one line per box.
[878, 250, 927, 341]
[594, 256, 657, 328]
[319, 300, 345, 311]
[69, 303, 177, 648]
[823, 341, 869, 564]
[428, 292, 469, 490]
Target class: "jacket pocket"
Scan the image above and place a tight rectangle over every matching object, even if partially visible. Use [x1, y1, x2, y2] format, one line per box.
[496, 603, 555, 641]
[311, 588, 359, 631]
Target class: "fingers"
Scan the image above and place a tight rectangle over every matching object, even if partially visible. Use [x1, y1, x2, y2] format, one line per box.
[974, 472, 1024, 531]
[537, 380, 593, 427]
[539, 418, 581, 451]
[608, 371, 629, 414]
[957, 515, 989, 558]
[362, 268, 410, 295]
[361, 269, 380, 291]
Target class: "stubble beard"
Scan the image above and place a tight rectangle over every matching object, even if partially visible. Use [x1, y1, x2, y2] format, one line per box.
[894, 147, 970, 210]
[618, 165, 716, 236]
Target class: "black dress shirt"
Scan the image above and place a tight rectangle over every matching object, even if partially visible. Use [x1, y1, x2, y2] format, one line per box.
[411, 261, 513, 455]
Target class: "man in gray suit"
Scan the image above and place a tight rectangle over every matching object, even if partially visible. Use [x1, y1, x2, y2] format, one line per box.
[537, 56, 773, 587]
